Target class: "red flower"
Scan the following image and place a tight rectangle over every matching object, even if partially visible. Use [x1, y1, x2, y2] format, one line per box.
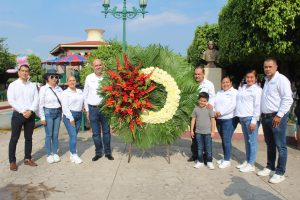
[129, 87, 133, 91]
[135, 99, 140, 108]
[128, 108, 133, 116]
[123, 94, 128, 102]
[130, 92, 134, 99]
[146, 102, 153, 108]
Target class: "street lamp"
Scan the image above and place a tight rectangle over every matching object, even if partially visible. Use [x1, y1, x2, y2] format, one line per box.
[102, 0, 148, 51]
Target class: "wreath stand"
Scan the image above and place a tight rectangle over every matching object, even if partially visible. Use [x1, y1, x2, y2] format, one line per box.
[127, 136, 171, 164]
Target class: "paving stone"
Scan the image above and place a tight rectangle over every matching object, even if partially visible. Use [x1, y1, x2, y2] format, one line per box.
[0, 124, 299, 199]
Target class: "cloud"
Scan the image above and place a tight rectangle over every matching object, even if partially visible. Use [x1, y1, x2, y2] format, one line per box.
[203, 11, 210, 15]
[106, 11, 206, 32]
[32, 35, 85, 44]
[0, 20, 30, 28]
[11, 49, 40, 57]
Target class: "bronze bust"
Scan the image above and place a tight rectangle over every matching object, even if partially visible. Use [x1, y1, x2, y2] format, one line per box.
[202, 41, 220, 68]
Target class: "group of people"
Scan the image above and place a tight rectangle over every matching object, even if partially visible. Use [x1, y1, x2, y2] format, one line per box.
[189, 57, 293, 184]
[7, 58, 113, 171]
[7, 56, 293, 184]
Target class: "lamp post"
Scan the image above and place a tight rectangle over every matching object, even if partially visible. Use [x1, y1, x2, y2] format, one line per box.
[102, 0, 148, 51]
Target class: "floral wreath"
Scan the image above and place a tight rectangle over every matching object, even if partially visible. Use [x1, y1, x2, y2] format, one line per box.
[98, 48, 199, 149]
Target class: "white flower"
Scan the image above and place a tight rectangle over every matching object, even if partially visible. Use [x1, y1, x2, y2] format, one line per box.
[140, 67, 181, 124]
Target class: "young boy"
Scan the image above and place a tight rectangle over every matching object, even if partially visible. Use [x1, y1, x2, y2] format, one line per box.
[191, 92, 216, 170]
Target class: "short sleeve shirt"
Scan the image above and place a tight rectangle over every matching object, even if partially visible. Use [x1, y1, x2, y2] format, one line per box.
[191, 106, 215, 134]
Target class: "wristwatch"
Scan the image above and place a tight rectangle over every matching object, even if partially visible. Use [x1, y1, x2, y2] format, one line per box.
[29, 110, 34, 114]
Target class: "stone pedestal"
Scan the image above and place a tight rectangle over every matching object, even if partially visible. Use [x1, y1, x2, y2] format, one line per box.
[204, 68, 226, 92]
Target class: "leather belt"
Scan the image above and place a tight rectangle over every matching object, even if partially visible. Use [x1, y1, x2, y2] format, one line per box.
[261, 112, 277, 118]
[88, 104, 100, 108]
[13, 110, 23, 115]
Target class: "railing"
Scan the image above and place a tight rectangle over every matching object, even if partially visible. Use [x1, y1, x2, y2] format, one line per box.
[0, 91, 7, 102]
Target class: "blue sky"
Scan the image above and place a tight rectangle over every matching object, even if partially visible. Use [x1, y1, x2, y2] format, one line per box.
[0, 0, 227, 62]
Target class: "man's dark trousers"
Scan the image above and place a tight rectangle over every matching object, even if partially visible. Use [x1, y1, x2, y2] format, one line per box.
[9, 111, 35, 163]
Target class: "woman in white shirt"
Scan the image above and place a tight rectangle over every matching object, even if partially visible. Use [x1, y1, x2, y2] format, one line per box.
[214, 76, 239, 169]
[39, 70, 63, 164]
[62, 76, 85, 164]
[235, 70, 262, 172]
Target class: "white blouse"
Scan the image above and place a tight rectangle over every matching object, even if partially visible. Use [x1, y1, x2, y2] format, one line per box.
[214, 87, 238, 119]
[39, 83, 63, 121]
[62, 88, 85, 121]
[235, 84, 262, 124]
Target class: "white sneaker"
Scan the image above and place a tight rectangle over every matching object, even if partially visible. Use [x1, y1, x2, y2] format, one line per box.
[53, 154, 60, 162]
[207, 162, 215, 170]
[217, 158, 223, 164]
[46, 155, 55, 164]
[219, 161, 231, 169]
[236, 161, 248, 169]
[70, 153, 82, 164]
[269, 174, 285, 184]
[257, 168, 276, 176]
[240, 163, 255, 172]
[194, 161, 204, 168]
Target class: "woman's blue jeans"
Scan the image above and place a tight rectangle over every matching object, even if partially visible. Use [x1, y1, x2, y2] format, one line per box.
[63, 111, 82, 154]
[216, 117, 238, 161]
[44, 107, 62, 156]
[239, 116, 258, 165]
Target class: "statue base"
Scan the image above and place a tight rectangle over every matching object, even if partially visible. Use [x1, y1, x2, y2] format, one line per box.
[204, 68, 226, 92]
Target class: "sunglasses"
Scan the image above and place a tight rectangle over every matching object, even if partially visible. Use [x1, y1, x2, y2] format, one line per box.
[49, 75, 59, 80]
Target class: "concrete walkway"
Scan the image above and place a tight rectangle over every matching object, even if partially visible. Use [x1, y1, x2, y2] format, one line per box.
[0, 118, 299, 199]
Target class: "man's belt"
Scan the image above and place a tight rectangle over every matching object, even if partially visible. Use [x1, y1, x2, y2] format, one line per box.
[13, 110, 23, 115]
[88, 104, 100, 108]
[261, 112, 277, 118]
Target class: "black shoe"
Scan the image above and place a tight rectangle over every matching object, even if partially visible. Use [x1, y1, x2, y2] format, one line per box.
[187, 156, 197, 162]
[92, 155, 102, 161]
[105, 154, 114, 160]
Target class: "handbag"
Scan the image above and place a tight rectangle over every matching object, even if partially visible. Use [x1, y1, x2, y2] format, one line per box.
[49, 87, 62, 107]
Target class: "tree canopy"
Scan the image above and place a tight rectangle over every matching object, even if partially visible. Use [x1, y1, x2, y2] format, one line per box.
[218, 0, 300, 63]
[187, 22, 219, 68]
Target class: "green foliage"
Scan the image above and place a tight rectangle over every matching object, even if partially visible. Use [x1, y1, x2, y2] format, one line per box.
[80, 38, 123, 85]
[27, 54, 43, 83]
[219, 0, 300, 63]
[98, 44, 199, 149]
[187, 22, 219, 68]
[0, 38, 15, 74]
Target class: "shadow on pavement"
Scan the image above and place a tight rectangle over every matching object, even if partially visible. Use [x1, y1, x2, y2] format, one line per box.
[224, 176, 282, 199]
[117, 137, 266, 169]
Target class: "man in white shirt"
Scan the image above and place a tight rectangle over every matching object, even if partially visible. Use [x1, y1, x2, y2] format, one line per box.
[188, 66, 216, 162]
[257, 57, 293, 184]
[84, 59, 114, 161]
[7, 62, 39, 171]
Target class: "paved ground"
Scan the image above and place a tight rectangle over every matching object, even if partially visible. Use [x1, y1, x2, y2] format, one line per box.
[0, 120, 300, 200]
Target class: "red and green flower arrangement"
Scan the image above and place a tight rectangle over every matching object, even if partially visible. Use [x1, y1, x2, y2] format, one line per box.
[97, 46, 199, 149]
[101, 54, 155, 132]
